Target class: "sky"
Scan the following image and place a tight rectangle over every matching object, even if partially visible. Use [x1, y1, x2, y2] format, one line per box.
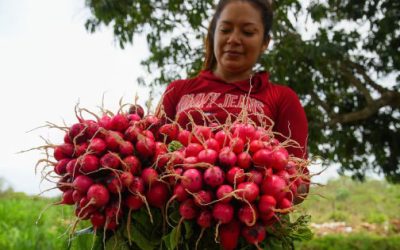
[0, 0, 343, 197]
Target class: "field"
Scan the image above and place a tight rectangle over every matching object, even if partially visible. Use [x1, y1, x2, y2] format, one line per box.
[0, 176, 399, 250]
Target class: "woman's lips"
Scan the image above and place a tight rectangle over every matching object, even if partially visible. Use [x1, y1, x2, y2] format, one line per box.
[225, 51, 242, 58]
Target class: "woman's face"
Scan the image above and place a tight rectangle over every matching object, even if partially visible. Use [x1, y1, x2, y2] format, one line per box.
[213, 1, 269, 80]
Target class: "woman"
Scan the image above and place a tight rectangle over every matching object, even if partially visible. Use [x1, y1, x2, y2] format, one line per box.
[158, 0, 308, 160]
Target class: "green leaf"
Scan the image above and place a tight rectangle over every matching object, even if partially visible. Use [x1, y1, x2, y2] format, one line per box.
[162, 226, 181, 250]
[168, 140, 183, 152]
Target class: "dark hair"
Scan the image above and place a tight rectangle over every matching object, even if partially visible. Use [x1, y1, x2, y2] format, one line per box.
[202, 0, 274, 71]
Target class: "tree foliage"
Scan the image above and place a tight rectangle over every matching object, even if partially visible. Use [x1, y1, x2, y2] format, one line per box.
[83, 0, 400, 182]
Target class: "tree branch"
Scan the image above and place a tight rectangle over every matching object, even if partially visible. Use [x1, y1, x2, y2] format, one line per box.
[329, 90, 400, 125]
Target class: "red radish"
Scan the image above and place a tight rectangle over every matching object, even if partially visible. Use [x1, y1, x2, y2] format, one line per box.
[237, 152, 252, 169]
[124, 125, 142, 142]
[72, 175, 93, 194]
[219, 220, 241, 250]
[57, 175, 72, 192]
[110, 113, 129, 132]
[241, 223, 266, 245]
[258, 195, 276, 216]
[249, 140, 265, 154]
[212, 202, 234, 224]
[146, 181, 169, 208]
[197, 149, 218, 165]
[252, 148, 273, 167]
[88, 138, 107, 155]
[98, 115, 112, 130]
[118, 140, 134, 156]
[80, 154, 100, 173]
[216, 184, 234, 203]
[230, 137, 245, 154]
[183, 156, 198, 170]
[72, 189, 83, 203]
[233, 123, 255, 141]
[143, 115, 160, 129]
[179, 199, 199, 220]
[276, 170, 290, 184]
[270, 147, 289, 171]
[236, 182, 259, 203]
[185, 143, 204, 157]
[123, 155, 141, 174]
[53, 144, 73, 161]
[181, 168, 203, 192]
[169, 150, 185, 166]
[129, 104, 144, 118]
[61, 189, 75, 205]
[238, 203, 258, 226]
[120, 171, 134, 187]
[54, 158, 70, 175]
[218, 147, 237, 168]
[215, 130, 231, 147]
[83, 120, 100, 139]
[261, 175, 288, 202]
[203, 166, 224, 187]
[197, 210, 213, 228]
[127, 113, 141, 122]
[141, 168, 159, 186]
[158, 123, 179, 142]
[278, 197, 292, 213]
[90, 212, 106, 229]
[226, 167, 245, 185]
[141, 130, 155, 141]
[128, 176, 145, 194]
[247, 170, 263, 185]
[87, 184, 110, 207]
[105, 131, 123, 151]
[100, 152, 120, 169]
[74, 142, 88, 157]
[194, 125, 213, 141]
[125, 194, 144, 210]
[69, 123, 86, 143]
[77, 197, 97, 219]
[177, 129, 191, 146]
[173, 184, 189, 202]
[64, 133, 72, 144]
[135, 136, 156, 158]
[66, 159, 81, 177]
[107, 176, 123, 194]
[193, 190, 213, 206]
[204, 138, 221, 151]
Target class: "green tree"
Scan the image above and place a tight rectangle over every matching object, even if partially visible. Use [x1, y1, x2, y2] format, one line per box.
[83, 0, 400, 181]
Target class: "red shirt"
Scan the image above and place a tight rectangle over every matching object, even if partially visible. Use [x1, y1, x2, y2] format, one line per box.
[159, 70, 308, 159]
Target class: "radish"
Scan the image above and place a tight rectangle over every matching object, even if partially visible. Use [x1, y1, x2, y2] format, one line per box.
[252, 148, 273, 167]
[218, 147, 237, 168]
[261, 175, 287, 202]
[100, 152, 120, 169]
[215, 130, 231, 147]
[66, 159, 81, 177]
[193, 190, 213, 206]
[247, 170, 263, 185]
[88, 138, 107, 155]
[83, 120, 100, 139]
[90, 212, 106, 230]
[54, 158, 70, 175]
[216, 184, 234, 203]
[249, 140, 265, 154]
[278, 197, 292, 213]
[204, 138, 221, 151]
[128, 176, 145, 194]
[197, 210, 213, 228]
[110, 113, 129, 132]
[270, 147, 289, 171]
[241, 223, 266, 246]
[80, 154, 100, 173]
[68, 123, 86, 143]
[120, 171, 134, 187]
[122, 155, 141, 174]
[193, 125, 213, 141]
[258, 195, 276, 216]
[230, 137, 245, 154]
[105, 131, 123, 151]
[135, 136, 156, 158]
[226, 167, 245, 185]
[172, 184, 189, 202]
[238, 203, 258, 226]
[107, 176, 123, 194]
[54, 143, 75, 161]
[146, 181, 169, 208]
[185, 143, 204, 157]
[74, 142, 88, 157]
[128, 104, 144, 118]
[125, 194, 144, 210]
[124, 125, 142, 142]
[179, 199, 198, 220]
[87, 184, 110, 207]
[197, 149, 218, 165]
[236, 182, 259, 203]
[237, 151, 252, 169]
[203, 166, 224, 187]
[177, 129, 191, 146]
[141, 168, 159, 186]
[158, 123, 179, 142]
[219, 220, 241, 250]
[183, 156, 198, 170]
[72, 175, 93, 194]
[233, 123, 255, 142]
[181, 168, 203, 192]
[118, 140, 134, 156]
[212, 202, 234, 224]
[61, 189, 75, 205]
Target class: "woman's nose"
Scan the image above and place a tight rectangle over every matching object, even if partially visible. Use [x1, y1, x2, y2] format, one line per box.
[227, 30, 241, 44]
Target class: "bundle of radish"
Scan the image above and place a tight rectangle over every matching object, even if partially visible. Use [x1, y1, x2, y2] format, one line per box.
[33, 103, 313, 250]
